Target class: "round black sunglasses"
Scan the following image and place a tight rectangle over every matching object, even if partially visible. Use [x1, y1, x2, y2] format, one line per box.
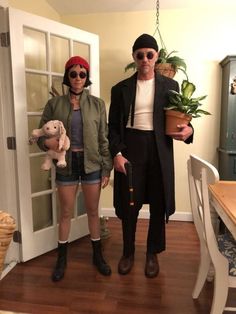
[136, 51, 154, 60]
[69, 71, 87, 79]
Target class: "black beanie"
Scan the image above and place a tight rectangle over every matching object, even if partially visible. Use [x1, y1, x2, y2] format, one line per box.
[132, 34, 158, 52]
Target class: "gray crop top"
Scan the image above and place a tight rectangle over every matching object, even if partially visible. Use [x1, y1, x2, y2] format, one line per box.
[71, 109, 83, 149]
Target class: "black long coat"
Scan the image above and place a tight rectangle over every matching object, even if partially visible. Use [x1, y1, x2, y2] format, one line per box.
[108, 72, 193, 221]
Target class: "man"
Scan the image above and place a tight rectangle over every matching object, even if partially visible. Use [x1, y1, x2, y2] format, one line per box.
[108, 34, 193, 278]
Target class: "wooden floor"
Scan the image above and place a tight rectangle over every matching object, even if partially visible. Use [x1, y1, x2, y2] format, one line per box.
[0, 218, 235, 314]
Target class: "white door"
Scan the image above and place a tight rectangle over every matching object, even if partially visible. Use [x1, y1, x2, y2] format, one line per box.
[2, 7, 100, 262]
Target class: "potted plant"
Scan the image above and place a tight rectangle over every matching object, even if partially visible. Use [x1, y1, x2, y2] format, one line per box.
[155, 48, 187, 78]
[125, 47, 187, 79]
[165, 79, 210, 135]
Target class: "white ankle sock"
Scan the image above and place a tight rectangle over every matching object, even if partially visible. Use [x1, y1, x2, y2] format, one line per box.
[58, 240, 68, 244]
[91, 238, 100, 242]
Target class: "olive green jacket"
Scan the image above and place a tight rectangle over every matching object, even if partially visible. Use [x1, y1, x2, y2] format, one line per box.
[38, 89, 113, 177]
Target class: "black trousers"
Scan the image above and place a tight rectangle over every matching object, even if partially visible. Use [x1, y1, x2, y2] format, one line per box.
[121, 128, 166, 257]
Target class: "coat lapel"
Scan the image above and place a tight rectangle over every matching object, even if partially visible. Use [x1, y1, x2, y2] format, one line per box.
[153, 73, 169, 132]
[154, 73, 166, 110]
[120, 73, 137, 123]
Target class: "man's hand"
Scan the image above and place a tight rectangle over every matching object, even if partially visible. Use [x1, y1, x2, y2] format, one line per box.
[113, 155, 128, 174]
[168, 124, 193, 141]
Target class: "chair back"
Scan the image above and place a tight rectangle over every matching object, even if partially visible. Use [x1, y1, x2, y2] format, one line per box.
[187, 154, 220, 255]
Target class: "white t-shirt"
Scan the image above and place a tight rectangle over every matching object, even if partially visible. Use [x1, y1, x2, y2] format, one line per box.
[127, 78, 155, 130]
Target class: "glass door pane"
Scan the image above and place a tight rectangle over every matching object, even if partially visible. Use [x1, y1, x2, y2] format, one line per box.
[73, 41, 90, 61]
[26, 73, 49, 112]
[50, 35, 69, 73]
[24, 28, 47, 71]
[32, 195, 53, 232]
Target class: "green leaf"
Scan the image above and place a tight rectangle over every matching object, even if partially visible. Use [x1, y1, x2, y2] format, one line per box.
[159, 48, 167, 59]
[191, 95, 207, 102]
[181, 81, 196, 98]
[164, 105, 178, 110]
[196, 109, 211, 115]
[167, 79, 210, 118]
[166, 50, 179, 58]
[166, 56, 187, 71]
[125, 62, 136, 72]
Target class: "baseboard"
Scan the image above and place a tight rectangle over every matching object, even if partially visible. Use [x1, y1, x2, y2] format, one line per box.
[101, 207, 193, 222]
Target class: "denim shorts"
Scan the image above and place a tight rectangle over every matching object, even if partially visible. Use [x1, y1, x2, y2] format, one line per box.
[56, 151, 101, 186]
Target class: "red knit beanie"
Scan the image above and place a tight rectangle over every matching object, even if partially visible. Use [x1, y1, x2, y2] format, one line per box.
[65, 56, 90, 71]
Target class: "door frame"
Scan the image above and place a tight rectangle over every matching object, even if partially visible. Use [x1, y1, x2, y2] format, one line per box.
[0, 3, 19, 279]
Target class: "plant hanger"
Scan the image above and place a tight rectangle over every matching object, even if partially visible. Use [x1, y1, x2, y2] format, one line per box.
[153, 0, 167, 52]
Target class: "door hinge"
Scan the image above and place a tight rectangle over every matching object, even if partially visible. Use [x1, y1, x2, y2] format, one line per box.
[7, 137, 16, 150]
[0, 32, 10, 47]
[13, 230, 22, 244]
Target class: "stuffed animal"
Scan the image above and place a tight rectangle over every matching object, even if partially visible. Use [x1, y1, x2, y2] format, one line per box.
[29, 120, 70, 171]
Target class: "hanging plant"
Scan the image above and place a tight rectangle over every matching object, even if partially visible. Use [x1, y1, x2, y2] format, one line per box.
[155, 48, 187, 78]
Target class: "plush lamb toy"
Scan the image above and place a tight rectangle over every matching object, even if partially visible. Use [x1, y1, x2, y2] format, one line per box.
[29, 120, 70, 171]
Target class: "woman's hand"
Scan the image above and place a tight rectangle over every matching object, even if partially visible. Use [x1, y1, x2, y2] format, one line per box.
[101, 176, 110, 189]
[45, 137, 60, 152]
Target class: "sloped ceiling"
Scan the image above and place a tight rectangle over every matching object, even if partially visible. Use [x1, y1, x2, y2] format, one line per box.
[46, 0, 236, 15]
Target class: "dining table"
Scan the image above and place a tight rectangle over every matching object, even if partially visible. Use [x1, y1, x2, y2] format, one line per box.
[208, 180, 236, 240]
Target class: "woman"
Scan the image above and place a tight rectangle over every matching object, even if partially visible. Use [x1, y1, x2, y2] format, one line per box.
[38, 56, 113, 281]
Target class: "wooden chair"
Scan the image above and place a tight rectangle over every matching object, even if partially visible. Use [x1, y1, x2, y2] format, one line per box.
[187, 154, 236, 314]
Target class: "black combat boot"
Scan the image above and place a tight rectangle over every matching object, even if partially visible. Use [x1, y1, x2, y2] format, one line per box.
[91, 239, 111, 276]
[51, 242, 68, 282]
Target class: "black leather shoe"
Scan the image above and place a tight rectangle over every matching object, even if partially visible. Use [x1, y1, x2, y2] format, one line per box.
[118, 255, 134, 275]
[145, 253, 159, 278]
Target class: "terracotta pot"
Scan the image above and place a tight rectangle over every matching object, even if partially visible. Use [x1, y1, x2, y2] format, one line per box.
[165, 110, 192, 135]
[155, 63, 176, 78]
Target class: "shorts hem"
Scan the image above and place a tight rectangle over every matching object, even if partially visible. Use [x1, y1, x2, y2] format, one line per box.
[81, 179, 101, 185]
[56, 180, 79, 186]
